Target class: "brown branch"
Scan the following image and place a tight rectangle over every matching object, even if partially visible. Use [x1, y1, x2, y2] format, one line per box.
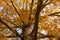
[1, 18, 22, 28]
[0, 19, 22, 38]
[0, 27, 20, 28]
[37, 32, 55, 39]
[4, 0, 13, 9]
[32, 0, 43, 40]
[26, 0, 27, 10]
[32, 0, 51, 40]
[37, 35, 55, 39]
[53, 15, 60, 17]
[29, 0, 34, 20]
[10, 0, 20, 16]
[10, 0, 25, 25]
[41, 0, 51, 11]
[48, 12, 60, 16]
[10, 22, 22, 28]
[43, 0, 49, 4]
[4, 36, 17, 38]
[3, 0, 24, 28]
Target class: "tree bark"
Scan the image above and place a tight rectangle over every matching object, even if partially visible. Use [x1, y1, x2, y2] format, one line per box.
[33, 0, 43, 40]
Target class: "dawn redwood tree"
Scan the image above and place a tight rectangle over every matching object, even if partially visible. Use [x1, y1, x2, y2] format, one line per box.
[0, 0, 60, 40]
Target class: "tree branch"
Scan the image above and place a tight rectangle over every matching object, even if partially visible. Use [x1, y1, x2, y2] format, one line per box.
[0, 19, 22, 38]
[10, 0, 25, 25]
[29, 0, 34, 20]
[37, 32, 55, 39]
[32, 0, 43, 40]
[48, 12, 60, 16]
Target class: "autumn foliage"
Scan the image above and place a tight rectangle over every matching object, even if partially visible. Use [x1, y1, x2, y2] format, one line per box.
[0, 0, 60, 40]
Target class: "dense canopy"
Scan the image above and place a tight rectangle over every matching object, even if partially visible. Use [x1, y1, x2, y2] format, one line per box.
[0, 0, 60, 40]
